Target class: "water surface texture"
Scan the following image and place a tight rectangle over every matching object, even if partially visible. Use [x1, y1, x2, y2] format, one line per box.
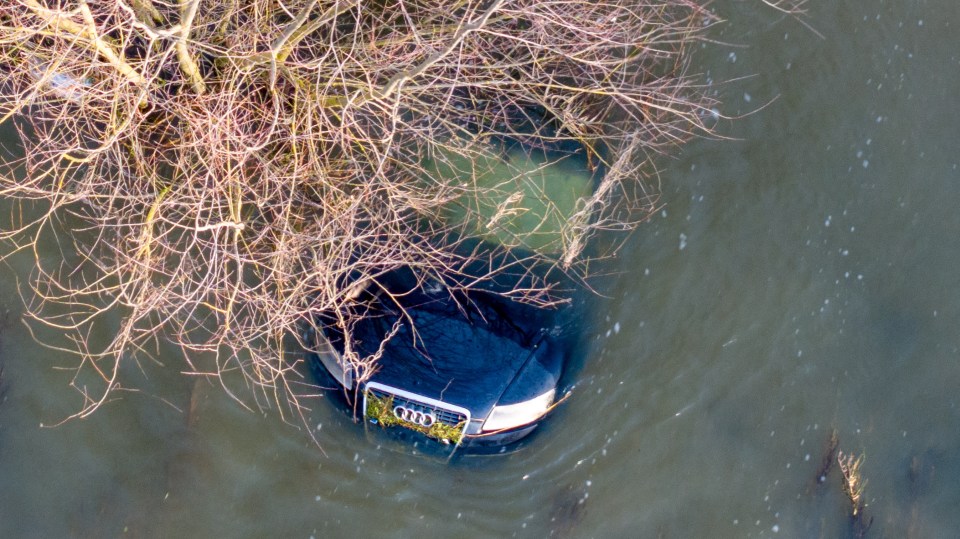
[2, 1, 959, 537]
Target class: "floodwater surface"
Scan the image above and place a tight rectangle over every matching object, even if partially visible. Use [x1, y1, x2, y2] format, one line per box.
[2, 1, 960, 537]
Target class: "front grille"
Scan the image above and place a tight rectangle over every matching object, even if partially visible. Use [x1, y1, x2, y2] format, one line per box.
[367, 387, 467, 427]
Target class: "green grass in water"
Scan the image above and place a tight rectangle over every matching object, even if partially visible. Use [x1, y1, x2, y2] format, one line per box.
[365, 392, 465, 445]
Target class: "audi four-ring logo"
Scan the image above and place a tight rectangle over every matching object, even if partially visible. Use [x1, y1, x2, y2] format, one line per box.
[393, 405, 436, 427]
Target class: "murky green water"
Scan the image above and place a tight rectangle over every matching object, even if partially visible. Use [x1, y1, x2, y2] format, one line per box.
[2, 1, 960, 537]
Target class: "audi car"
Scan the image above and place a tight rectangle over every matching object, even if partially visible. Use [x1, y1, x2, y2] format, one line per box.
[309, 267, 576, 450]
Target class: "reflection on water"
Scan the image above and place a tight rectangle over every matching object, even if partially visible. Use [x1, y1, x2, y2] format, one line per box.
[3, 1, 960, 537]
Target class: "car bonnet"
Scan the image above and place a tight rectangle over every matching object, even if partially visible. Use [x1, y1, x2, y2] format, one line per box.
[354, 296, 540, 421]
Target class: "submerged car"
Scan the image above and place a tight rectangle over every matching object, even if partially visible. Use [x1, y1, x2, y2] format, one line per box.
[310, 267, 574, 449]
[310, 140, 596, 450]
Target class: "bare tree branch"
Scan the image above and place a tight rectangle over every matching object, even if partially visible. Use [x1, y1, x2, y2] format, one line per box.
[0, 0, 794, 427]
[22, 0, 147, 86]
[176, 0, 207, 94]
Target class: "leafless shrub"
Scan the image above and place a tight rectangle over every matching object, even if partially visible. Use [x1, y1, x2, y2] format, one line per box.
[838, 450, 867, 516]
[0, 0, 804, 424]
[838, 450, 873, 537]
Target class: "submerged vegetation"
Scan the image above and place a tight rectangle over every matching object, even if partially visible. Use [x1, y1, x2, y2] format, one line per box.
[809, 429, 875, 538]
[838, 450, 873, 537]
[817, 428, 840, 484]
[364, 391, 464, 444]
[0, 0, 804, 421]
[838, 450, 867, 517]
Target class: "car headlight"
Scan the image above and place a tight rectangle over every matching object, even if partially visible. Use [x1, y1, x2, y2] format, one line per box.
[482, 388, 556, 432]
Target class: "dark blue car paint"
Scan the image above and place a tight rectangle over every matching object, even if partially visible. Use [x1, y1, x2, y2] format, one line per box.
[311, 267, 574, 448]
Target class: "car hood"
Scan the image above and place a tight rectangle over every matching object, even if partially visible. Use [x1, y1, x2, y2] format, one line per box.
[354, 304, 536, 420]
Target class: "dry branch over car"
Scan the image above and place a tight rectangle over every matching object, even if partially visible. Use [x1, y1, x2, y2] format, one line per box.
[0, 0, 802, 424]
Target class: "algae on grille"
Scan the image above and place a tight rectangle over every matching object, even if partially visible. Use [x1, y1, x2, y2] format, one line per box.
[365, 391, 464, 445]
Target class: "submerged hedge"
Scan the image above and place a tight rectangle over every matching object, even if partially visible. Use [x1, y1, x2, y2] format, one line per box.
[0, 0, 801, 423]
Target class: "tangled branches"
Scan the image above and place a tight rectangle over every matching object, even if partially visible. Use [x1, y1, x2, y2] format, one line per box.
[0, 0, 800, 422]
